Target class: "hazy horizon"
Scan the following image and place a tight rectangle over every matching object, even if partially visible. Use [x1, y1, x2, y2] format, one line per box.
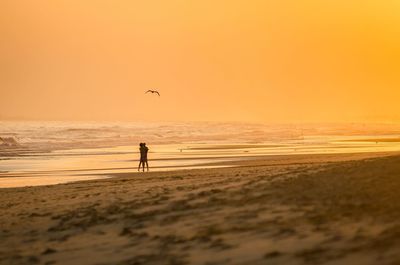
[3, 119, 400, 126]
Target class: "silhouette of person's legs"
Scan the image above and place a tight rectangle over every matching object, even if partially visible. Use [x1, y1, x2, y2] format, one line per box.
[138, 161, 142, 171]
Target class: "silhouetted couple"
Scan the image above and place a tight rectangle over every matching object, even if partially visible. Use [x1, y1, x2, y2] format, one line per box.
[138, 143, 149, 172]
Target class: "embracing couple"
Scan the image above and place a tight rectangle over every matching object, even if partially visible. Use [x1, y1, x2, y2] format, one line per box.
[138, 143, 149, 172]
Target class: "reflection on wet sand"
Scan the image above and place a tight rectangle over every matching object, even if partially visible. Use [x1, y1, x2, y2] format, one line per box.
[2, 137, 400, 188]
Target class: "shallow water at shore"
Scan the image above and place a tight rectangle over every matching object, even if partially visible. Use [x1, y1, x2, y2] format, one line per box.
[3, 121, 400, 187]
[2, 134, 400, 188]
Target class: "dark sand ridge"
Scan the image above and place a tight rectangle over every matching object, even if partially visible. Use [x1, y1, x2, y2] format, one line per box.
[343, 137, 400, 142]
[1, 152, 400, 264]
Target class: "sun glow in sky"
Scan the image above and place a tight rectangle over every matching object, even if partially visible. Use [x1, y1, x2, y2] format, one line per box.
[1, 0, 400, 122]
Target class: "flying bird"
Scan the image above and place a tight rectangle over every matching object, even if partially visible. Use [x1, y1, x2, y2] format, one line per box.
[145, 90, 160, 96]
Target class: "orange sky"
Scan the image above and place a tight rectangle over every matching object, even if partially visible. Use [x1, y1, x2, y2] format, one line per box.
[1, 0, 400, 122]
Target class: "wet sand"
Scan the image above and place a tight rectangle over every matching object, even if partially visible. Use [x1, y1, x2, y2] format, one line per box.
[2, 152, 400, 264]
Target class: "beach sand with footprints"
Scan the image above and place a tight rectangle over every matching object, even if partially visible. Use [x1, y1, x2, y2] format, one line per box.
[2, 152, 400, 265]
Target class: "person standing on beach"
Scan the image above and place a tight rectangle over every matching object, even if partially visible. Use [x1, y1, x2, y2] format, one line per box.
[138, 143, 149, 172]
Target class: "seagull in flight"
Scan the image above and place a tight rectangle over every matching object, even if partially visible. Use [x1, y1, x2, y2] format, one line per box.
[145, 90, 160, 96]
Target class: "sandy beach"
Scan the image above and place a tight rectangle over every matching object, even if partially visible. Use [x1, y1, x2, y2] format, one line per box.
[2, 152, 400, 265]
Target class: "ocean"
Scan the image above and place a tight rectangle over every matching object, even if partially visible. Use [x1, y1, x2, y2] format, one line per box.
[1, 121, 400, 188]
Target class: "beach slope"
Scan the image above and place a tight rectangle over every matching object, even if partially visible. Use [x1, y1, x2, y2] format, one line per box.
[1, 153, 400, 265]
